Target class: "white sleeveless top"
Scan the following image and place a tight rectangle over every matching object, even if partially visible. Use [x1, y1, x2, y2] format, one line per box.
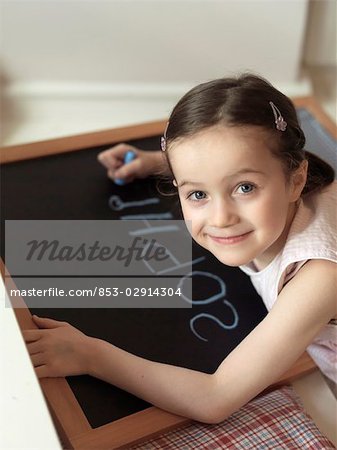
[240, 181, 337, 382]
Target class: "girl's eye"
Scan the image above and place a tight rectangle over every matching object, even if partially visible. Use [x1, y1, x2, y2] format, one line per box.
[188, 191, 207, 201]
[236, 183, 255, 194]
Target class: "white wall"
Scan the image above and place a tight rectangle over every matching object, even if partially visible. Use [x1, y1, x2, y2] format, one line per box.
[1, 0, 309, 89]
[304, 0, 336, 66]
[1, 0, 310, 145]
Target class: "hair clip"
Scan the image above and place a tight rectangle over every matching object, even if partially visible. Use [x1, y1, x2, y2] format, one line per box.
[160, 136, 166, 152]
[269, 101, 287, 131]
[161, 122, 169, 151]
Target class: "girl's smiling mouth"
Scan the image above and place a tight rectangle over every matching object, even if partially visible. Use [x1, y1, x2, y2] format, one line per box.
[208, 231, 253, 245]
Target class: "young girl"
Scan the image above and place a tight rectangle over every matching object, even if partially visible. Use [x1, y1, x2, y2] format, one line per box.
[23, 74, 336, 423]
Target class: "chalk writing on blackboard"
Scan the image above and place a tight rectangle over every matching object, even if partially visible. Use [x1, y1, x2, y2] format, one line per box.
[109, 194, 240, 342]
[191, 302, 239, 342]
[178, 271, 239, 341]
[129, 224, 180, 235]
[121, 213, 173, 220]
[124, 219, 204, 275]
[178, 271, 226, 305]
[109, 195, 160, 211]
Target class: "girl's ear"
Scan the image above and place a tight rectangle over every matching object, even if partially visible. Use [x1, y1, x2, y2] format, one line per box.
[290, 160, 308, 202]
[172, 179, 178, 187]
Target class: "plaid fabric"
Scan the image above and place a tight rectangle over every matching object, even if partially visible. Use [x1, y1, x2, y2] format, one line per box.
[131, 386, 335, 449]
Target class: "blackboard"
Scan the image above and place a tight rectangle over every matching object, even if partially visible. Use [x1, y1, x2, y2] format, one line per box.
[1, 134, 267, 428]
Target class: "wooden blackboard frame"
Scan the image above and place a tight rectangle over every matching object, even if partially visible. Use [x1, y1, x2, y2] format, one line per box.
[1, 96, 332, 449]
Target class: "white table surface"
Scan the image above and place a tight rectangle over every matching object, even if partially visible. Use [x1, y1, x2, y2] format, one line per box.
[0, 278, 61, 450]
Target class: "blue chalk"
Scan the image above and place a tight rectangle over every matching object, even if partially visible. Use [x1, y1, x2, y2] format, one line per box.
[124, 150, 136, 164]
[115, 150, 136, 185]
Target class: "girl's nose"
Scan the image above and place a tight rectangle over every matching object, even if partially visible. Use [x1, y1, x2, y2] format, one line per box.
[209, 198, 240, 228]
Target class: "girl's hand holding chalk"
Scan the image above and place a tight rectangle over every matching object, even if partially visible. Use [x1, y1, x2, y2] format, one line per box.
[115, 150, 136, 185]
[97, 143, 167, 184]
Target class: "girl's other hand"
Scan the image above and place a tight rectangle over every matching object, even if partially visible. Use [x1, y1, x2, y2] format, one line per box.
[22, 316, 93, 379]
[97, 144, 165, 184]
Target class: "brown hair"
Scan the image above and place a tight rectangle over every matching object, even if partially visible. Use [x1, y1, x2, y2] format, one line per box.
[164, 74, 334, 195]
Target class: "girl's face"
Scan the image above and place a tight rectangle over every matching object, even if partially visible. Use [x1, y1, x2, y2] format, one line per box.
[169, 125, 307, 270]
